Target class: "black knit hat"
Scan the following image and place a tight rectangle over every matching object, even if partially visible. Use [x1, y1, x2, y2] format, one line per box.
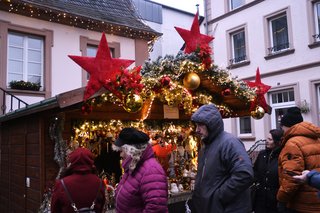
[280, 107, 303, 127]
[114, 127, 149, 147]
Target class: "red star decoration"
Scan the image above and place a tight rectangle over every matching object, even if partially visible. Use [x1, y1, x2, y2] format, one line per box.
[69, 32, 134, 100]
[174, 12, 214, 54]
[245, 67, 272, 112]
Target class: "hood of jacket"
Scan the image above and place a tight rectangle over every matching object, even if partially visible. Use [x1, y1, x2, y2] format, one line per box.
[67, 147, 95, 173]
[191, 104, 224, 143]
[281, 121, 320, 147]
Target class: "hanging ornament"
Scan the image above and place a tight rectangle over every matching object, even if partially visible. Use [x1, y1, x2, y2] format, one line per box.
[221, 88, 231, 96]
[183, 72, 200, 90]
[123, 93, 143, 113]
[251, 106, 265, 120]
[160, 76, 171, 87]
[81, 102, 93, 115]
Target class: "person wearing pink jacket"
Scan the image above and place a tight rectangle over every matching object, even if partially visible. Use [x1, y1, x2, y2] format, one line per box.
[113, 127, 168, 213]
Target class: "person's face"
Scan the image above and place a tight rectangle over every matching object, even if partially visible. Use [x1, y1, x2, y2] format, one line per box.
[157, 137, 163, 145]
[195, 123, 208, 140]
[120, 147, 128, 160]
[266, 133, 275, 149]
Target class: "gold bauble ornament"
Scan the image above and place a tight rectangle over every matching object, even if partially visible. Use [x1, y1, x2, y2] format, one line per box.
[123, 93, 143, 113]
[251, 106, 265, 120]
[183, 72, 200, 90]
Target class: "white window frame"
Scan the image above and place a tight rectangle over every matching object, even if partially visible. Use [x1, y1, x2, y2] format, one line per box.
[313, 1, 320, 42]
[269, 14, 289, 53]
[229, 0, 245, 11]
[269, 89, 296, 129]
[7, 31, 44, 89]
[86, 45, 98, 81]
[230, 29, 246, 64]
[237, 116, 252, 137]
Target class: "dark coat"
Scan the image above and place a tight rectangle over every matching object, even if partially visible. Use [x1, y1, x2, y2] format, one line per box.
[94, 140, 122, 182]
[191, 104, 254, 213]
[51, 148, 105, 213]
[115, 144, 168, 213]
[253, 148, 281, 213]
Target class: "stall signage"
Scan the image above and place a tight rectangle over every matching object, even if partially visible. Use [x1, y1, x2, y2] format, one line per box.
[163, 105, 179, 119]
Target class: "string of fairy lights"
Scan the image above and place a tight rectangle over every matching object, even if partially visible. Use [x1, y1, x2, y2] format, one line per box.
[71, 119, 198, 152]
[84, 51, 256, 119]
[1, 0, 159, 42]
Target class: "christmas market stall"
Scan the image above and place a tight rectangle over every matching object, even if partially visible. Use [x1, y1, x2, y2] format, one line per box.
[0, 13, 272, 212]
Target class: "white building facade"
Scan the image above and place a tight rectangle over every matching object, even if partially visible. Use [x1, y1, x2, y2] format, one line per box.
[205, 0, 320, 148]
[133, 0, 206, 60]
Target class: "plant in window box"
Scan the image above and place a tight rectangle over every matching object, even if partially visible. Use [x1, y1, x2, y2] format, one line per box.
[9, 80, 41, 91]
[298, 100, 310, 114]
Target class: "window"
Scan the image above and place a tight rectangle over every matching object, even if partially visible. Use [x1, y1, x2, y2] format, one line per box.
[230, 30, 246, 64]
[238, 116, 252, 136]
[132, 0, 162, 24]
[313, 1, 320, 42]
[86, 45, 115, 80]
[229, 0, 245, 10]
[0, 20, 52, 97]
[268, 14, 289, 54]
[7, 32, 44, 88]
[86, 45, 98, 81]
[80, 36, 120, 85]
[269, 89, 295, 129]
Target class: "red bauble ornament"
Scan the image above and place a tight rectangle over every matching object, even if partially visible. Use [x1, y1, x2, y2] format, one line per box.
[221, 88, 231, 96]
[160, 76, 171, 87]
[81, 103, 93, 115]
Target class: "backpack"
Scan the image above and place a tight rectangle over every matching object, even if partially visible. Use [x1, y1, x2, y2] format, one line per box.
[61, 179, 102, 213]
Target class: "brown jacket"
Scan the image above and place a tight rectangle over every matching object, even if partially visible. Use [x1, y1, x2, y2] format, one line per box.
[277, 122, 320, 212]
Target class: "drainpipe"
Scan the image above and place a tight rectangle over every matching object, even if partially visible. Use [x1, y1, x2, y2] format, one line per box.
[203, 0, 208, 35]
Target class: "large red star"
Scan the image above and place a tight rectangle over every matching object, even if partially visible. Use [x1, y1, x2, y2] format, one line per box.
[174, 12, 214, 54]
[69, 32, 134, 100]
[246, 67, 271, 112]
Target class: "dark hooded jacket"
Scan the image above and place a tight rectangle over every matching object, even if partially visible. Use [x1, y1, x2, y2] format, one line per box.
[191, 104, 254, 213]
[51, 148, 106, 213]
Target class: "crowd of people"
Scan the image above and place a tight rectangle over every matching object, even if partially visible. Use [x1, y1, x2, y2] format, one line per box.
[49, 104, 320, 213]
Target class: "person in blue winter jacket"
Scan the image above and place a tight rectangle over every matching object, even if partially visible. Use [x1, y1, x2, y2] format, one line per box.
[189, 104, 254, 213]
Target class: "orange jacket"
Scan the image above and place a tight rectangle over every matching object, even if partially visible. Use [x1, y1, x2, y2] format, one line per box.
[277, 122, 320, 212]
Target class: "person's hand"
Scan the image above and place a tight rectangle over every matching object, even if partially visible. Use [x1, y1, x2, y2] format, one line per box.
[293, 170, 310, 183]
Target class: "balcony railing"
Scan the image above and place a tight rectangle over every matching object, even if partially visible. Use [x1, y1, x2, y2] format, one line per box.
[0, 87, 28, 115]
[312, 33, 320, 43]
[247, 139, 266, 164]
[267, 42, 290, 55]
[229, 55, 247, 65]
